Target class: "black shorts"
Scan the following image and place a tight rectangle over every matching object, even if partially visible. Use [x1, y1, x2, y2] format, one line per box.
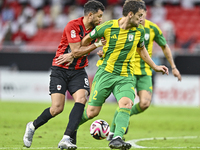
[49, 66, 90, 96]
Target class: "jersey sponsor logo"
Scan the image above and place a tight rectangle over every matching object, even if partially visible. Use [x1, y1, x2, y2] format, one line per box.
[91, 29, 95, 36]
[145, 33, 150, 40]
[71, 30, 76, 38]
[57, 85, 62, 90]
[111, 34, 117, 39]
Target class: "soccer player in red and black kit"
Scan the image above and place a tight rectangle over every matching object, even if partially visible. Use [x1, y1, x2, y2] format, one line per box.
[23, 1, 105, 150]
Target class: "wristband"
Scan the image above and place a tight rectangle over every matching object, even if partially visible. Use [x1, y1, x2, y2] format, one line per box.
[94, 39, 103, 47]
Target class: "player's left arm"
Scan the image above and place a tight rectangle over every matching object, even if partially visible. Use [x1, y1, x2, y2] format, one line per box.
[161, 44, 182, 81]
[153, 23, 182, 81]
[137, 46, 168, 75]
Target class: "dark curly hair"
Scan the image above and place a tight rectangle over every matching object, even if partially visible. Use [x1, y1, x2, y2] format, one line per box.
[84, 0, 105, 16]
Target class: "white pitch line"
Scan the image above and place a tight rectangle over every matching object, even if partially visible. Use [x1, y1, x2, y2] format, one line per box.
[127, 136, 199, 149]
[0, 136, 199, 149]
[0, 147, 110, 150]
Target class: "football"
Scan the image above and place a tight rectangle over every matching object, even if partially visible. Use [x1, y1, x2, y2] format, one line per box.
[90, 119, 110, 140]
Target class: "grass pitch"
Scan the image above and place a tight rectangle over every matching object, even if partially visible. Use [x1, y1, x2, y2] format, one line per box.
[0, 101, 200, 150]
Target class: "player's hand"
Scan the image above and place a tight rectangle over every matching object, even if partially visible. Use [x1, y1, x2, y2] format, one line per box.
[94, 38, 106, 47]
[97, 50, 103, 58]
[56, 53, 74, 66]
[172, 67, 182, 81]
[153, 65, 169, 75]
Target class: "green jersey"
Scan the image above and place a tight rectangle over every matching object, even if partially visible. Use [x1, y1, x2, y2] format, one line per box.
[134, 19, 167, 76]
[89, 19, 145, 77]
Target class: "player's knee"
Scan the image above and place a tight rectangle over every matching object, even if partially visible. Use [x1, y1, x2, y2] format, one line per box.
[75, 96, 87, 104]
[140, 99, 151, 110]
[50, 106, 64, 116]
[119, 98, 133, 109]
[87, 110, 99, 119]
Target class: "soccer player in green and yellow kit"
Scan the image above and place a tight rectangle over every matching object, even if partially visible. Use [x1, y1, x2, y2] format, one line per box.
[77, 0, 168, 149]
[107, 0, 182, 141]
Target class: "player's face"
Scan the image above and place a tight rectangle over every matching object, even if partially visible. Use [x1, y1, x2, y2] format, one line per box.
[130, 8, 144, 27]
[140, 10, 146, 24]
[90, 9, 103, 27]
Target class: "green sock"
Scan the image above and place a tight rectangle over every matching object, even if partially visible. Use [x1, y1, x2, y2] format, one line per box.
[109, 107, 120, 133]
[78, 109, 89, 127]
[114, 108, 131, 138]
[130, 103, 143, 116]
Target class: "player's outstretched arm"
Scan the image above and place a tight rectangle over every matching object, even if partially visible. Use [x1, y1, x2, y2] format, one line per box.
[137, 46, 169, 75]
[161, 44, 182, 81]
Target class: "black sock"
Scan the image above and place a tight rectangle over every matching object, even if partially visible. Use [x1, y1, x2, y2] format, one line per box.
[33, 107, 53, 130]
[64, 103, 85, 137]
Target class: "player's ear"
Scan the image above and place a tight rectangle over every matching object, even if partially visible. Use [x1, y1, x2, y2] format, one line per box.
[128, 11, 134, 19]
[88, 12, 93, 19]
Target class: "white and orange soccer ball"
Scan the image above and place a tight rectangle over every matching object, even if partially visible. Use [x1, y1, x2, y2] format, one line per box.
[90, 119, 110, 140]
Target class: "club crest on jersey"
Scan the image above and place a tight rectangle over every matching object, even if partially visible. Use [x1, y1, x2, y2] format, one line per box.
[71, 30, 76, 38]
[145, 33, 150, 40]
[57, 85, 62, 90]
[128, 34, 134, 41]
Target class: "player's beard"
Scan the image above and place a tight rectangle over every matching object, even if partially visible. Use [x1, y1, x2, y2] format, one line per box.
[131, 21, 139, 28]
[90, 20, 99, 28]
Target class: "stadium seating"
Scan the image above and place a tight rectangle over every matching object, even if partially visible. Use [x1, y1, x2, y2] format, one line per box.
[24, 28, 62, 52]
[166, 5, 200, 45]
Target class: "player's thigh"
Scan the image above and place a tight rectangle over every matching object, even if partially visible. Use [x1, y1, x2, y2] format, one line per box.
[49, 66, 68, 108]
[72, 89, 88, 104]
[68, 69, 90, 97]
[51, 93, 65, 108]
[88, 68, 113, 107]
[113, 76, 135, 105]
[137, 75, 153, 103]
[136, 75, 153, 94]
[49, 66, 68, 95]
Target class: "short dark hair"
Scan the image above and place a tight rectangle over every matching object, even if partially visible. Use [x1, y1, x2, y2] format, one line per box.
[84, 0, 105, 15]
[123, 0, 146, 16]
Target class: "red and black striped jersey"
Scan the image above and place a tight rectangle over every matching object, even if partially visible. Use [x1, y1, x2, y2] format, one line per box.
[52, 17, 93, 70]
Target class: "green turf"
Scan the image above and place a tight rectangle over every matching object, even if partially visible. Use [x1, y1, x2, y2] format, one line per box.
[0, 101, 200, 150]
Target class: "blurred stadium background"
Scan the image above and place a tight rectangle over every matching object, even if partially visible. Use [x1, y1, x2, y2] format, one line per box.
[0, 0, 200, 107]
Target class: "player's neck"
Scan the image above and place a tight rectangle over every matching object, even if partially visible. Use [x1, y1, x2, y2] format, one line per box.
[83, 17, 92, 31]
[118, 17, 132, 30]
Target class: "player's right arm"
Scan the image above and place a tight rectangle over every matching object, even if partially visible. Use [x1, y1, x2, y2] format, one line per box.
[56, 40, 101, 65]
[56, 23, 105, 65]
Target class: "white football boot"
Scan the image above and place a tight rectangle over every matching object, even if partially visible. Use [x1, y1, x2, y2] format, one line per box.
[58, 135, 77, 150]
[23, 122, 35, 148]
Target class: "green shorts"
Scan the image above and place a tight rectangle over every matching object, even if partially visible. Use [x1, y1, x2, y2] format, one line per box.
[133, 75, 153, 94]
[88, 68, 135, 106]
